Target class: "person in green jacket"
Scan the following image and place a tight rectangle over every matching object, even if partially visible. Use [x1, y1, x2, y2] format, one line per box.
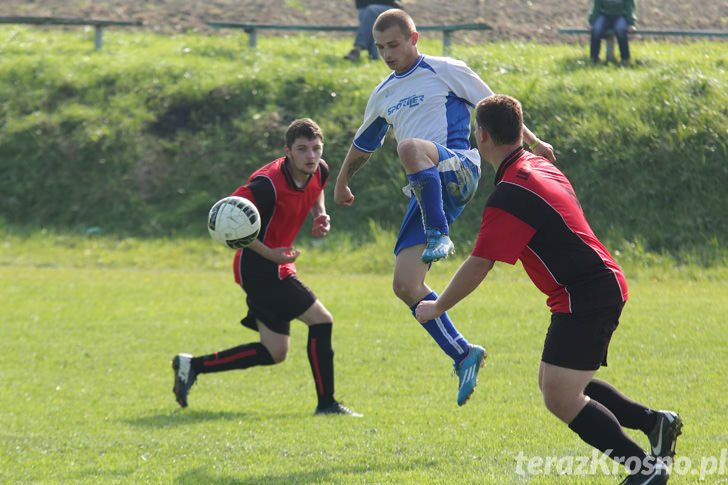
[588, 0, 637, 64]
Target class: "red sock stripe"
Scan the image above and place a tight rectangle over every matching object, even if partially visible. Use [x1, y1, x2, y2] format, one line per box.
[203, 349, 256, 367]
[310, 338, 324, 395]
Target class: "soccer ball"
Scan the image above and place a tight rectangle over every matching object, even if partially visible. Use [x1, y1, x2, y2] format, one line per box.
[207, 196, 261, 249]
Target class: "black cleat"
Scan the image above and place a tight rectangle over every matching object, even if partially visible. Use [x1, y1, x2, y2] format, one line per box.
[172, 353, 197, 408]
[618, 459, 669, 485]
[648, 410, 683, 461]
[314, 401, 362, 417]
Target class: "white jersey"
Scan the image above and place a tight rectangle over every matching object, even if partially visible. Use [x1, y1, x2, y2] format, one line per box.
[353, 54, 494, 167]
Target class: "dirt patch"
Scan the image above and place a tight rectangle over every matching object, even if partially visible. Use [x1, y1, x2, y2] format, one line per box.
[2, 0, 726, 44]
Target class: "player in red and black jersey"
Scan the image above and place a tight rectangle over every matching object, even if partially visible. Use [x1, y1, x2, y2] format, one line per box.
[172, 118, 360, 417]
[416, 96, 681, 484]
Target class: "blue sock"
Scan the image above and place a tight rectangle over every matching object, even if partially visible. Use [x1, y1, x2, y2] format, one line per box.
[410, 291, 470, 363]
[407, 166, 448, 234]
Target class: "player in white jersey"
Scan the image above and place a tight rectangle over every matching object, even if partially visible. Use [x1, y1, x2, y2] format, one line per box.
[334, 9, 556, 406]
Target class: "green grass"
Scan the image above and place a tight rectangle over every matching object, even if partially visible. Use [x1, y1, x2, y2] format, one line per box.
[1, 26, 726, 482]
[2, 234, 727, 483]
[1, 27, 727, 254]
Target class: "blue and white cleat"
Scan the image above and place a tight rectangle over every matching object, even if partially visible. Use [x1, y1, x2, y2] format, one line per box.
[422, 229, 455, 263]
[454, 345, 487, 406]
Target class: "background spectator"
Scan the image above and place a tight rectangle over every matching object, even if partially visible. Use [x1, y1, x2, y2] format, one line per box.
[344, 0, 403, 60]
[588, 0, 637, 64]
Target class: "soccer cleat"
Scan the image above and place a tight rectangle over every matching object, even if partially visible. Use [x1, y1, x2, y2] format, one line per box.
[422, 229, 455, 263]
[314, 401, 363, 417]
[648, 410, 683, 461]
[618, 459, 669, 485]
[172, 353, 197, 408]
[454, 345, 487, 406]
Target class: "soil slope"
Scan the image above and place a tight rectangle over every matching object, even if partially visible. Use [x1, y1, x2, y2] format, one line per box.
[2, 0, 726, 44]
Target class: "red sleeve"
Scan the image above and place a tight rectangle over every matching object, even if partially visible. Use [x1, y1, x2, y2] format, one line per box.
[230, 185, 256, 207]
[472, 207, 536, 264]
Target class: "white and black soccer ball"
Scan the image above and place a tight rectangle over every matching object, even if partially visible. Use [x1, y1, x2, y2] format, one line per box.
[207, 196, 261, 249]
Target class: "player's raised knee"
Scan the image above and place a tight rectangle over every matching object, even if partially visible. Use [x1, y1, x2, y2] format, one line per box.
[265, 342, 289, 364]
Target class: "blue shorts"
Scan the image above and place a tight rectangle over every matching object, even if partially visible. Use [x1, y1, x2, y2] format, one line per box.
[394, 144, 480, 255]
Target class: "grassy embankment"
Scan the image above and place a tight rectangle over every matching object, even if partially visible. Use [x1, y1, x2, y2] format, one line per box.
[0, 27, 726, 264]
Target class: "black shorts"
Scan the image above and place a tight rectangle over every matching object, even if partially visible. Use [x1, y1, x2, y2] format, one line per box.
[240, 272, 317, 336]
[541, 303, 624, 371]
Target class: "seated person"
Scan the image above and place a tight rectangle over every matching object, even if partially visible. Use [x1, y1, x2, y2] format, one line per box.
[344, 0, 402, 60]
[588, 0, 637, 64]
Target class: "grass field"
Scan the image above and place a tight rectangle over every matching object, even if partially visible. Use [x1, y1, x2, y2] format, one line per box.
[1, 233, 726, 483]
[1, 23, 727, 484]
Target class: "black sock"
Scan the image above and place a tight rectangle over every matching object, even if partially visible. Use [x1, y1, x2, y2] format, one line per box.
[569, 400, 649, 472]
[307, 323, 335, 408]
[192, 342, 274, 373]
[584, 379, 657, 434]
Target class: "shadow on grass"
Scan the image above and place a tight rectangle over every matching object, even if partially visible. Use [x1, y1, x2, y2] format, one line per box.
[176, 459, 438, 484]
[124, 409, 302, 428]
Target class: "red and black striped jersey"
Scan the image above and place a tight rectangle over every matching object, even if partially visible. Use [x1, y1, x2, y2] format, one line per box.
[472, 148, 628, 314]
[231, 156, 329, 282]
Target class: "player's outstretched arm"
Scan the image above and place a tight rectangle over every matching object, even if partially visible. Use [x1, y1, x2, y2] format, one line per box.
[415, 256, 494, 322]
[334, 145, 371, 207]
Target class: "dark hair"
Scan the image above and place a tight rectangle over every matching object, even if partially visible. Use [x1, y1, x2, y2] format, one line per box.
[475, 95, 523, 145]
[373, 9, 416, 38]
[285, 118, 324, 148]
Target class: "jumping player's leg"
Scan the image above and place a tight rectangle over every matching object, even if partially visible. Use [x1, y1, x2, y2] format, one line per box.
[393, 245, 469, 362]
[397, 139, 455, 263]
[393, 244, 485, 405]
[390, 144, 484, 403]
[397, 139, 448, 236]
[397, 139, 480, 263]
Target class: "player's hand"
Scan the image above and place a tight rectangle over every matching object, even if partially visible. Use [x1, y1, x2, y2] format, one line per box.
[269, 246, 300, 264]
[415, 300, 442, 323]
[312, 214, 330, 237]
[627, 25, 636, 33]
[532, 140, 557, 163]
[334, 183, 355, 207]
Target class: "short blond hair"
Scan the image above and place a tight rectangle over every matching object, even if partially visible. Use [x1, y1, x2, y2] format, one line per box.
[373, 9, 416, 38]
